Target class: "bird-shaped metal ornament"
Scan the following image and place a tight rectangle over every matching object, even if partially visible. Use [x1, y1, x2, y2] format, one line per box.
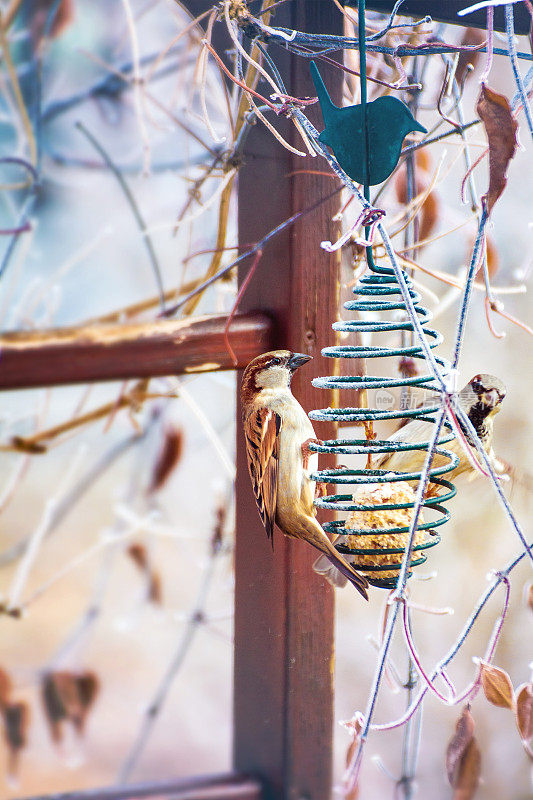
[310, 61, 427, 186]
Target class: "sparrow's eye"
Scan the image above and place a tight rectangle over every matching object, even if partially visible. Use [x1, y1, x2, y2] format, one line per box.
[270, 357, 282, 366]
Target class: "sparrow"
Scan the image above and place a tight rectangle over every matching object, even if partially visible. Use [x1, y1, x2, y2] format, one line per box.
[310, 61, 426, 186]
[374, 373, 506, 483]
[241, 350, 369, 600]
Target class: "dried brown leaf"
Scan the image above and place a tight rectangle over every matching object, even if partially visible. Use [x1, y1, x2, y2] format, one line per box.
[419, 191, 440, 244]
[75, 672, 99, 733]
[41, 673, 67, 742]
[127, 543, 163, 604]
[31, 0, 74, 44]
[446, 706, 475, 785]
[479, 661, 515, 709]
[148, 571, 163, 604]
[148, 425, 184, 493]
[456, 28, 485, 86]
[343, 713, 363, 800]
[394, 173, 423, 206]
[515, 683, 533, 742]
[476, 84, 518, 215]
[399, 357, 419, 378]
[345, 777, 359, 800]
[526, 582, 533, 613]
[394, 172, 440, 246]
[2, 701, 30, 777]
[485, 236, 499, 278]
[42, 670, 99, 741]
[3, 702, 29, 750]
[211, 503, 227, 554]
[394, 154, 432, 203]
[0, 667, 12, 709]
[453, 737, 481, 800]
[472, 235, 499, 279]
[128, 543, 148, 571]
[414, 148, 432, 175]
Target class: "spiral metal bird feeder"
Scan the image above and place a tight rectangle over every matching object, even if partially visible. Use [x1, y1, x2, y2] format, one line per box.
[310, 262, 459, 589]
[309, 0, 459, 590]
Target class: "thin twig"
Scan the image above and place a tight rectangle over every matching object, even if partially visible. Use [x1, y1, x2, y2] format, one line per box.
[0, 431, 147, 569]
[6, 444, 89, 612]
[76, 122, 166, 311]
[120, 0, 151, 173]
[0, 23, 37, 164]
[505, 4, 533, 139]
[117, 538, 223, 783]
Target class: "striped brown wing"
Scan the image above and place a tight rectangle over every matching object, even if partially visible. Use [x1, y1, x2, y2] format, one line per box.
[243, 407, 281, 545]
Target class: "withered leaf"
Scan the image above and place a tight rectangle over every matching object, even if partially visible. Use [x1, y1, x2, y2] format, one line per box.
[0, 667, 12, 709]
[446, 706, 475, 785]
[3, 702, 29, 751]
[343, 713, 363, 800]
[485, 236, 499, 278]
[455, 28, 485, 87]
[148, 425, 184, 493]
[515, 683, 533, 742]
[42, 670, 99, 741]
[42, 673, 67, 742]
[148, 571, 163, 604]
[344, 714, 363, 768]
[211, 503, 227, 554]
[345, 776, 359, 800]
[452, 737, 481, 800]
[476, 84, 518, 215]
[526, 583, 533, 613]
[419, 191, 440, 244]
[32, 0, 74, 43]
[469, 234, 499, 279]
[127, 543, 163, 605]
[399, 357, 419, 378]
[75, 672, 99, 733]
[479, 661, 515, 709]
[128, 543, 148, 571]
[394, 170, 440, 247]
[2, 701, 30, 777]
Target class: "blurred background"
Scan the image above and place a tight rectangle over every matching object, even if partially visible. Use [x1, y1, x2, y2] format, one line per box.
[0, 1, 531, 798]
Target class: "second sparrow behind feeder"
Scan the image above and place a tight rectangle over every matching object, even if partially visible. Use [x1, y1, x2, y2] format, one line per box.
[374, 373, 506, 482]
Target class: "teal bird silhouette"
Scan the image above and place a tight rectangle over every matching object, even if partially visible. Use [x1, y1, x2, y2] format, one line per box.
[310, 61, 427, 186]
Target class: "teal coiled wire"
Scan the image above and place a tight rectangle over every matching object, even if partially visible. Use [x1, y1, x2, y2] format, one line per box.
[310, 262, 458, 589]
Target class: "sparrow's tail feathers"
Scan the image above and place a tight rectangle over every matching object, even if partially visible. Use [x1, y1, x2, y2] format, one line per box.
[316, 537, 369, 600]
[313, 553, 348, 588]
[310, 61, 336, 125]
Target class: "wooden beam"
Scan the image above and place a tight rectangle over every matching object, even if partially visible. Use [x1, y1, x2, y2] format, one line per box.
[0, 312, 273, 391]
[234, 2, 342, 799]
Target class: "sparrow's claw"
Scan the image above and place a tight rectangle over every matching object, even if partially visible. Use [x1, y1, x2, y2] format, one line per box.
[315, 481, 328, 499]
[424, 482, 442, 499]
[301, 437, 324, 471]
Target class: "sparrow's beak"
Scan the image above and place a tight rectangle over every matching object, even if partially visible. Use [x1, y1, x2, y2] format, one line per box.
[288, 352, 312, 371]
[482, 389, 500, 408]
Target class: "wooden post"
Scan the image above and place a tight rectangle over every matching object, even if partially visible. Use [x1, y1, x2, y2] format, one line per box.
[234, 3, 343, 798]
